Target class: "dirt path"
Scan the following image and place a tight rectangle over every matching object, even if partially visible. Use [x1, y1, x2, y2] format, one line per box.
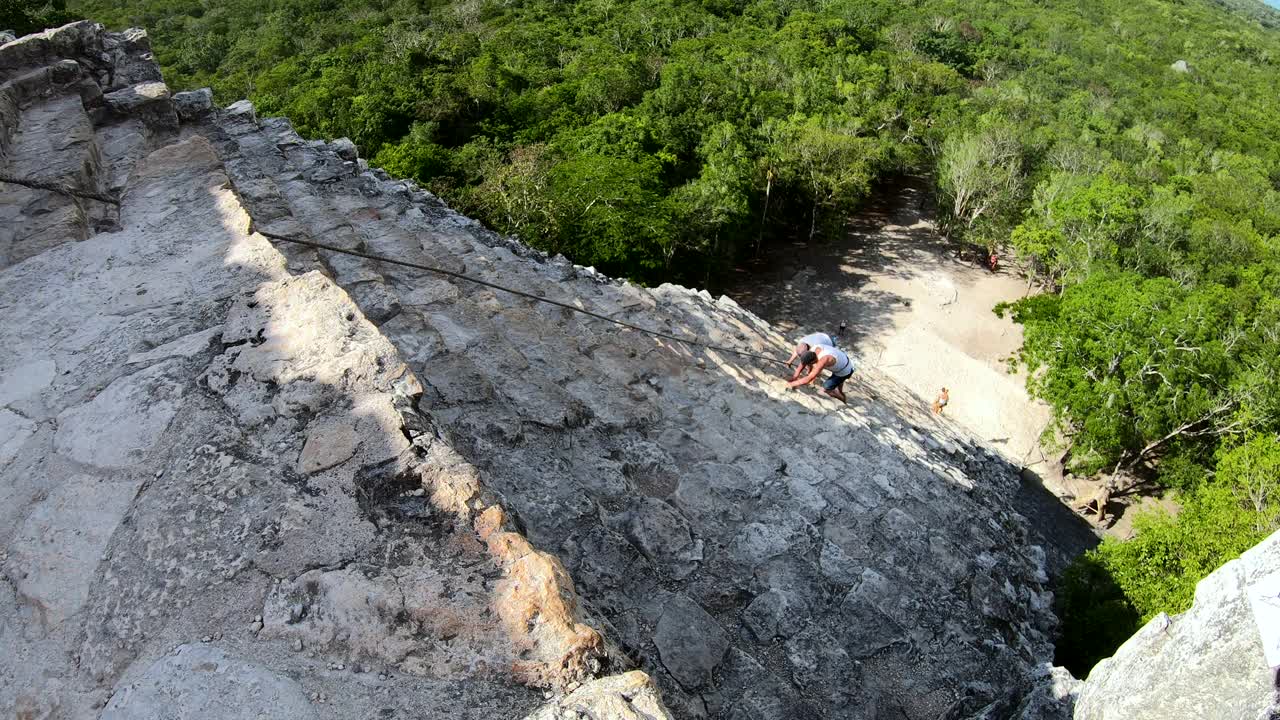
[723, 178, 1129, 551]
[725, 179, 1053, 468]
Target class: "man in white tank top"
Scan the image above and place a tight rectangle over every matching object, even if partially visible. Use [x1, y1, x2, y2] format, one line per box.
[785, 332, 835, 370]
[788, 344, 857, 403]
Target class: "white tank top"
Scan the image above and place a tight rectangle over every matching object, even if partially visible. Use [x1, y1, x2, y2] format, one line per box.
[815, 345, 853, 376]
[799, 332, 834, 348]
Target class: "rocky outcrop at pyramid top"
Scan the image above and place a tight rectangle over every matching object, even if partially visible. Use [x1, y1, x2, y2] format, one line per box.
[2, 19, 1273, 720]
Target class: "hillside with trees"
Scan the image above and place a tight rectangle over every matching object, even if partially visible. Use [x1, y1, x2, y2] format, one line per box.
[41, 0, 1280, 676]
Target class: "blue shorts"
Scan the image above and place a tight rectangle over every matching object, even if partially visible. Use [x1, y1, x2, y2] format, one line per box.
[823, 371, 853, 392]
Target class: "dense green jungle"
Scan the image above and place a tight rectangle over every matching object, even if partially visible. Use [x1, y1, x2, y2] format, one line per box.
[9, 0, 1280, 677]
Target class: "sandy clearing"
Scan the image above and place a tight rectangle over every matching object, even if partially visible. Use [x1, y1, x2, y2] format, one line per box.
[723, 178, 1157, 540]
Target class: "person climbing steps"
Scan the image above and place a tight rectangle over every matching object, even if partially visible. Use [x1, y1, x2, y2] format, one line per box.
[932, 387, 949, 414]
[788, 344, 857, 404]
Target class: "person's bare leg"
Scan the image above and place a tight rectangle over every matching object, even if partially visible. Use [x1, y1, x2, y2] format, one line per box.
[825, 387, 847, 404]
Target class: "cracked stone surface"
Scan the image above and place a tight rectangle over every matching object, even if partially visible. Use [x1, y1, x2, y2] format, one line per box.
[53, 359, 183, 468]
[8, 18, 1275, 720]
[654, 594, 730, 690]
[1, 24, 643, 719]
[9, 472, 142, 628]
[199, 68, 1069, 720]
[99, 644, 318, 720]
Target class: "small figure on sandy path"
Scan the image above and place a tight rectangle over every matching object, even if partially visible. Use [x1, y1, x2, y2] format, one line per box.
[932, 387, 949, 414]
[785, 332, 835, 370]
[788, 344, 856, 403]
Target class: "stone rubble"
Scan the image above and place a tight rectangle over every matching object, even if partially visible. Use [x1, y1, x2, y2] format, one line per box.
[7, 18, 1273, 720]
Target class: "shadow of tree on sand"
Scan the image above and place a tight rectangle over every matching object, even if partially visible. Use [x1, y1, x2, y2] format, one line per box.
[721, 176, 949, 346]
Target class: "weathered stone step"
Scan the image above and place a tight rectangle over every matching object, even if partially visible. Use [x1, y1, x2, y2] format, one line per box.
[3, 128, 647, 719]
[216, 137, 689, 438]
[0, 49, 99, 170]
[0, 21, 100, 83]
[0, 93, 100, 267]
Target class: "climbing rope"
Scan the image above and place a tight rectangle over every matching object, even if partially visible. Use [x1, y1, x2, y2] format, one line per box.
[0, 174, 121, 205]
[0, 171, 787, 366]
[255, 229, 791, 367]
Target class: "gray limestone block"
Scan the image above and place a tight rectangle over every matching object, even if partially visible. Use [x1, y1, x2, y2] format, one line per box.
[728, 522, 796, 568]
[295, 418, 361, 474]
[7, 473, 144, 628]
[223, 99, 256, 121]
[818, 538, 865, 586]
[970, 567, 1019, 622]
[53, 360, 183, 470]
[347, 280, 402, 325]
[103, 81, 168, 112]
[260, 568, 420, 665]
[785, 626, 857, 700]
[705, 648, 815, 720]
[838, 570, 908, 658]
[107, 47, 163, 90]
[75, 76, 103, 108]
[111, 27, 152, 53]
[332, 136, 358, 161]
[100, 645, 318, 720]
[967, 663, 1081, 720]
[48, 58, 80, 83]
[126, 326, 222, 365]
[618, 497, 702, 579]
[653, 594, 730, 689]
[745, 557, 825, 639]
[0, 21, 100, 76]
[102, 81, 177, 131]
[559, 524, 644, 591]
[0, 407, 36, 468]
[172, 87, 213, 121]
[1009, 664, 1080, 720]
[261, 116, 305, 145]
[742, 589, 787, 641]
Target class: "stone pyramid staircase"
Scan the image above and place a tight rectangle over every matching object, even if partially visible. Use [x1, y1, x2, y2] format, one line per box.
[1, 21, 1075, 720]
[199, 87, 1065, 720]
[0, 22, 663, 720]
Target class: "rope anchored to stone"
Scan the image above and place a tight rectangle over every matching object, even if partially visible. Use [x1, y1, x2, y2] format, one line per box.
[0, 174, 121, 205]
[0, 168, 785, 366]
[254, 229, 790, 367]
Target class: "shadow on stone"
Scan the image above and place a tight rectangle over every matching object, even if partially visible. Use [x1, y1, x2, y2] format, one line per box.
[1053, 553, 1141, 679]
